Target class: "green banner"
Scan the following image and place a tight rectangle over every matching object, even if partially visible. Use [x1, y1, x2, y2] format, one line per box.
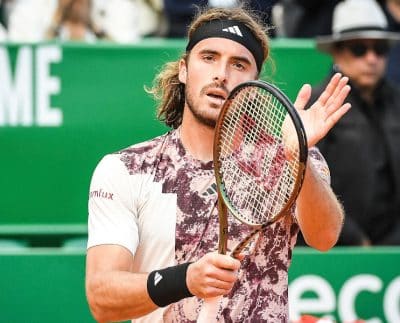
[289, 247, 400, 323]
[0, 40, 331, 227]
[0, 247, 398, 323]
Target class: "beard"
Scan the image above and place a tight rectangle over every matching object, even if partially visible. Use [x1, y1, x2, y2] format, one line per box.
[185, 81, 228, 128]
[186, 94, 216, 128]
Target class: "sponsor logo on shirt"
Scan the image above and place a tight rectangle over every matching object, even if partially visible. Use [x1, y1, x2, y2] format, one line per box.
[89, 189, 114, 200]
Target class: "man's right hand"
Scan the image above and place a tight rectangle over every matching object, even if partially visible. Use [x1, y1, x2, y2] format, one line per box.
[185, 252, 241, 299]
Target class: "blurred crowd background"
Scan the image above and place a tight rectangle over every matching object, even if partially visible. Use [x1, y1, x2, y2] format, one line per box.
[0, 0, 399, 84]
[0, 0, 400, 87]
[0, 1, 397, 44]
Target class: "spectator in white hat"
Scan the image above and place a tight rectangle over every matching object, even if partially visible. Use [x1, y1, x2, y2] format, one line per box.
[299, 0, 400, 246]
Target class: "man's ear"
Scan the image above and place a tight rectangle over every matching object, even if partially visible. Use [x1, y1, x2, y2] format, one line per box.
[178, 59, 187, 84]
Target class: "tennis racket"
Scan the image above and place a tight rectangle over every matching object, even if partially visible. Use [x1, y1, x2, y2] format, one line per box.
[197, 80, 308, 322]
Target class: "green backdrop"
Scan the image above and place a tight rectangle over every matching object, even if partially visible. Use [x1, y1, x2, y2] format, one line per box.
[0, 39, 331, 233]
[0, 247, 398, 323]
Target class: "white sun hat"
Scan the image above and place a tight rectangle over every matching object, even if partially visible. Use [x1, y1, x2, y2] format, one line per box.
[316, 0, 400, 53]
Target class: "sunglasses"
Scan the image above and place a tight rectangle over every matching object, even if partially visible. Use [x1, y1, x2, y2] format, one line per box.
[338, 41, 390, 57]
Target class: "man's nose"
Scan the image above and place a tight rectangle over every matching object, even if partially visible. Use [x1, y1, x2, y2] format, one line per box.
[212, 64, 228, 83]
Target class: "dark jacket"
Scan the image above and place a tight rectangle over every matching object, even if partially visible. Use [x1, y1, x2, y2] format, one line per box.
[287, 0, 341, 37]
[309, 72, 400, 245]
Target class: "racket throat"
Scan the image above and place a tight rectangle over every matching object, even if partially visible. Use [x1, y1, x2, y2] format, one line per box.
[217, 195, 228, 255]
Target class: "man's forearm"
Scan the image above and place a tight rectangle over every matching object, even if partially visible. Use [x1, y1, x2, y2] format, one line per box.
[86, 271, 157, 323]
[296, 160, 344, 251]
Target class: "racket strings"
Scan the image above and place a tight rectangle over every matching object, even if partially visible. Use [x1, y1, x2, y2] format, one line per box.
[218, 86, 301, 225]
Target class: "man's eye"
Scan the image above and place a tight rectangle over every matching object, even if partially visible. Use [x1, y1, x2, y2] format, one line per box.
[233, 62, 245, 70]
[203, 55, 214, 62]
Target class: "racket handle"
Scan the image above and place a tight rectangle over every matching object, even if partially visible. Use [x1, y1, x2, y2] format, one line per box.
[197, 296, 221, 323]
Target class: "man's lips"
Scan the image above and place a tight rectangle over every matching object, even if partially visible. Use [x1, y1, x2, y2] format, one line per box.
[205, 88, 228, 105]
[206, 88, 228, 100]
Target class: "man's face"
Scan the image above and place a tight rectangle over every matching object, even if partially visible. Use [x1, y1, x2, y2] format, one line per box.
[332, 39, 389, 91]
[179, 37, 259, 127]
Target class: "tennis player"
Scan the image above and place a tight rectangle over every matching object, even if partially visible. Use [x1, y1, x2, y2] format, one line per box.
[86, 5, 351, 322]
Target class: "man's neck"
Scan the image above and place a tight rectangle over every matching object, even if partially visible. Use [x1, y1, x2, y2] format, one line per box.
[180, 114, 215, 162]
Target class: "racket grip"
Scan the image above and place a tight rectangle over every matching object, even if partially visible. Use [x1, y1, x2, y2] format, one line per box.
[197, 296, 221, 323]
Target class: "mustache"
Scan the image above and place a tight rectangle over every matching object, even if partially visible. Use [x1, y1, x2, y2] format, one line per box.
[200, 81, 229, 97]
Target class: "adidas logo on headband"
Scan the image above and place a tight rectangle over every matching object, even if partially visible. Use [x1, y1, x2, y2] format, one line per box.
[222, 25, 243, 37]
[186, 19, 264, 71]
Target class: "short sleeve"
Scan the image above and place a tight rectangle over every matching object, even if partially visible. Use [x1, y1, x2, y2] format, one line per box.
[87, 154, 139, 255]
[308, 146, 331, 185]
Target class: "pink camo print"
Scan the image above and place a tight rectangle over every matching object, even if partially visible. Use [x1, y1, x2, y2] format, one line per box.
[118, 129, 329, 322]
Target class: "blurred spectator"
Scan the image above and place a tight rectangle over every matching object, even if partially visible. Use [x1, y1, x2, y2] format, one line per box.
[0, 0, 6, 41]
[0, 0, 5, 25]
[274, 0, 400, 85]
[380, 0, 400, 84]
[47, 0, 97, 42]
[6, 0, 161, 43]
[0, 0, 14, 28]
[273, 0, 341, 38]
[304, 0, 400, 246]
[91, 0, 163, 43]
[7, 0, 58, 42]
[163, 0, 279, 38]
[163, 0, 204, 37]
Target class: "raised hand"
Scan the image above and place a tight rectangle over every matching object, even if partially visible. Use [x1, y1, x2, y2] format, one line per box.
[293, 73, 351, 148]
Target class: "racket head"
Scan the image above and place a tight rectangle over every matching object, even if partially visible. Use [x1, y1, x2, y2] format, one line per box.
[213, 80, 308, 227]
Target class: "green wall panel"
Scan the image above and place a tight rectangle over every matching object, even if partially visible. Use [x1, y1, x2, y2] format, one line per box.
[0, 39, 331, 228]
[0, 247, 397, 323]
